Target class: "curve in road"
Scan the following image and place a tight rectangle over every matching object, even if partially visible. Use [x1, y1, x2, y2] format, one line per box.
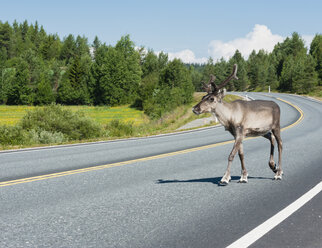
[0, 93, 321, 248]
[0, 95, 303, 187]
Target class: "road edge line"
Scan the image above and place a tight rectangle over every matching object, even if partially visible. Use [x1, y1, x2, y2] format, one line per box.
[226, 181, 322, 248]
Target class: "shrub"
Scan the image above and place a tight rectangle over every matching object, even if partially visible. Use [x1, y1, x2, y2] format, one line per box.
[105, 120, 134, 137]
[0, 125, 31, 146]
[28, 129, 67, 144]
[20, 104, 103, 140]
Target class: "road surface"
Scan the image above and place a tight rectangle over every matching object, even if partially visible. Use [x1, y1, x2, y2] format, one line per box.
[0, 93, 321, 247]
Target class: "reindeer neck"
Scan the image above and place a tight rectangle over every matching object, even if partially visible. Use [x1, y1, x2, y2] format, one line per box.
[213, 101, 233, 127]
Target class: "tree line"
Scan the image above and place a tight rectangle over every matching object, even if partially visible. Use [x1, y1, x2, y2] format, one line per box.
[0, 20, 195, 118]
[0, 20, 321, 118]
[190, 32, 321, 94]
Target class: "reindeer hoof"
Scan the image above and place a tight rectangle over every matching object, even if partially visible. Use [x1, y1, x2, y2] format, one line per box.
[219, 181, 229, 186]
[274, 170, 283, 180]
[274, 175, 282, 180]
[238, 173, 248, 183]
[238, 179, 248, 183]
[219, 176, 231, 186]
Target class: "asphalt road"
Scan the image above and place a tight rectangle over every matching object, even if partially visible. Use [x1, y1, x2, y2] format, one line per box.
[0, 93, 321, 248]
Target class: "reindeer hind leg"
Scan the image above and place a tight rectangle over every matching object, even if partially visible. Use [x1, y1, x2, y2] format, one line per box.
[272, 128, 283, 180]
[263, 132, 277, 173]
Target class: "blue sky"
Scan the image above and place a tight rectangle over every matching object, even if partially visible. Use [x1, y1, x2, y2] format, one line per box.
[2, 0, 321, 63]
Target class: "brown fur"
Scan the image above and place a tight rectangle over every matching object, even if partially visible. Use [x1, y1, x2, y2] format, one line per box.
[193, 65, 283, 185]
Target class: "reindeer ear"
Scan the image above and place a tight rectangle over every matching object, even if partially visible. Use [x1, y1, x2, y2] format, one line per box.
[217, 88, 226, 102]
[222, 88, 226, 97]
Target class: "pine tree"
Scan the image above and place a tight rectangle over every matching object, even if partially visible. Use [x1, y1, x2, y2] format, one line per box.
[0, 68, 15, 104]
[229, 50, 249, 91]
[310, 34, 322, 85]
[202, 57, 216, 83]
[60, 34, 76, 63]
[35, 72, 55, 105]
[92, 36, 101, 58]
[0, 21, 12, 54]
[6, 59, 32, 105]
[57, 56, 90, 104]
[91, 35, 141, 106]
[292, 55, 318, 93]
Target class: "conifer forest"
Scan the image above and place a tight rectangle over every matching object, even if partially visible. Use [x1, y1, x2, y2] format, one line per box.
[0, 20, 321, 118]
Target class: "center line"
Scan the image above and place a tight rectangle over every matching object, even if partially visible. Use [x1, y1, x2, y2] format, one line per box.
[0, 97, 304, 188]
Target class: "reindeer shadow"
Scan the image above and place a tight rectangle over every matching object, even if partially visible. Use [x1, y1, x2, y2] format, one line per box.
[156, 176, 272, 186]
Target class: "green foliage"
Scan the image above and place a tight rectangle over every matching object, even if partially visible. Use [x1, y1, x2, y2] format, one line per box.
[310, 34, 322, 85]
[229, 50, 249, 91]
[0, 19, 321, 112]
[274, 33, 318, 93]
[141, 49, 160, 78]
[6, 58, 32, 105]
[60, 34, 77, 63]
[280, 55, 318, 94]
[247, 50, 278, 91]
[0, 125, 31, 146]
[34, 73, 55, 105]
[272, 32, 307, 83]
[57, 56, 91, 104]
[105, 120, 134, 137]
[135, 50, 169, 110]
[28, 129, 66, 144]
[188, 65, 203, 91]
[201, 58, 216, 83]
[141, 58, 194, 119]
[161, 59, 194, 102]
[20, 104, 103, 140]
[90, 35, 142, 106]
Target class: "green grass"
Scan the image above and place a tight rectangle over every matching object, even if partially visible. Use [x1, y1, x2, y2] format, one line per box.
[307, 86, 322, 100]
[0, 105, 147, 126]
[0, 105, 32, 126]
[0, 93, 243, 149]
[0, 93, 241, 127]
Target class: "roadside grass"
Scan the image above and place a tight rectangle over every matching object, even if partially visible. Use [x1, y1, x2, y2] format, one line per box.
[0, 105, 147, 126]
[307, 86, 322, 100]
[0, 93, 242, 149]
[0, 105, 33, 126]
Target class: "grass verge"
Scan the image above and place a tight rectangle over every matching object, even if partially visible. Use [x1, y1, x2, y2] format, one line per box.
[0, 93, 242, 150]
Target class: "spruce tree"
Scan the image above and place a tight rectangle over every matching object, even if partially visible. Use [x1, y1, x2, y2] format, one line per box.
[310, 34, 322, 85]
[229, 50, 249, 91]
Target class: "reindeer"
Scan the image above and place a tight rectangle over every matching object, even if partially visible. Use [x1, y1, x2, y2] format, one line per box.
[193, 64, 283, 185]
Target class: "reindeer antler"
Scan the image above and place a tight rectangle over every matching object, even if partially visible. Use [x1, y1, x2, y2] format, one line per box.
[203, 74, 216, 93]
[216, 64, 238, 90]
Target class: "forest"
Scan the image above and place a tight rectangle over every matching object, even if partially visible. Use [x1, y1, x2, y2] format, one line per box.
[0, 20, 321, 119]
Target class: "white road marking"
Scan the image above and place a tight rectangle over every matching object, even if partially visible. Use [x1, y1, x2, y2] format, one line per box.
[226, 181, 322, 248]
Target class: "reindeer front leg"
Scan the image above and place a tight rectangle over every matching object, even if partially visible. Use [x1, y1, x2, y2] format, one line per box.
[220, 131, 243, 185]
[238, 143, 248, 183]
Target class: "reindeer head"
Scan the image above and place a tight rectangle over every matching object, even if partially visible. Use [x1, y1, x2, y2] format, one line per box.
[192, 64, 238, 115]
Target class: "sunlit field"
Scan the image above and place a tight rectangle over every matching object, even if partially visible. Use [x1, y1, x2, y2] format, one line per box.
[0, 94, 242, 127]
[0, 105, 147, 126]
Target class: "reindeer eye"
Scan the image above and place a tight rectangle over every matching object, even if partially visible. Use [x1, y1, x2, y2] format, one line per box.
[209, 97, 215, 102]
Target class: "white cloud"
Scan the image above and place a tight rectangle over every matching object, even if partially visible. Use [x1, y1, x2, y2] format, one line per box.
[167, 49, 208, 64]
[151, 25, 314, 64]
[302, 35, 314, 48]
[208, 24, 284, 60]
